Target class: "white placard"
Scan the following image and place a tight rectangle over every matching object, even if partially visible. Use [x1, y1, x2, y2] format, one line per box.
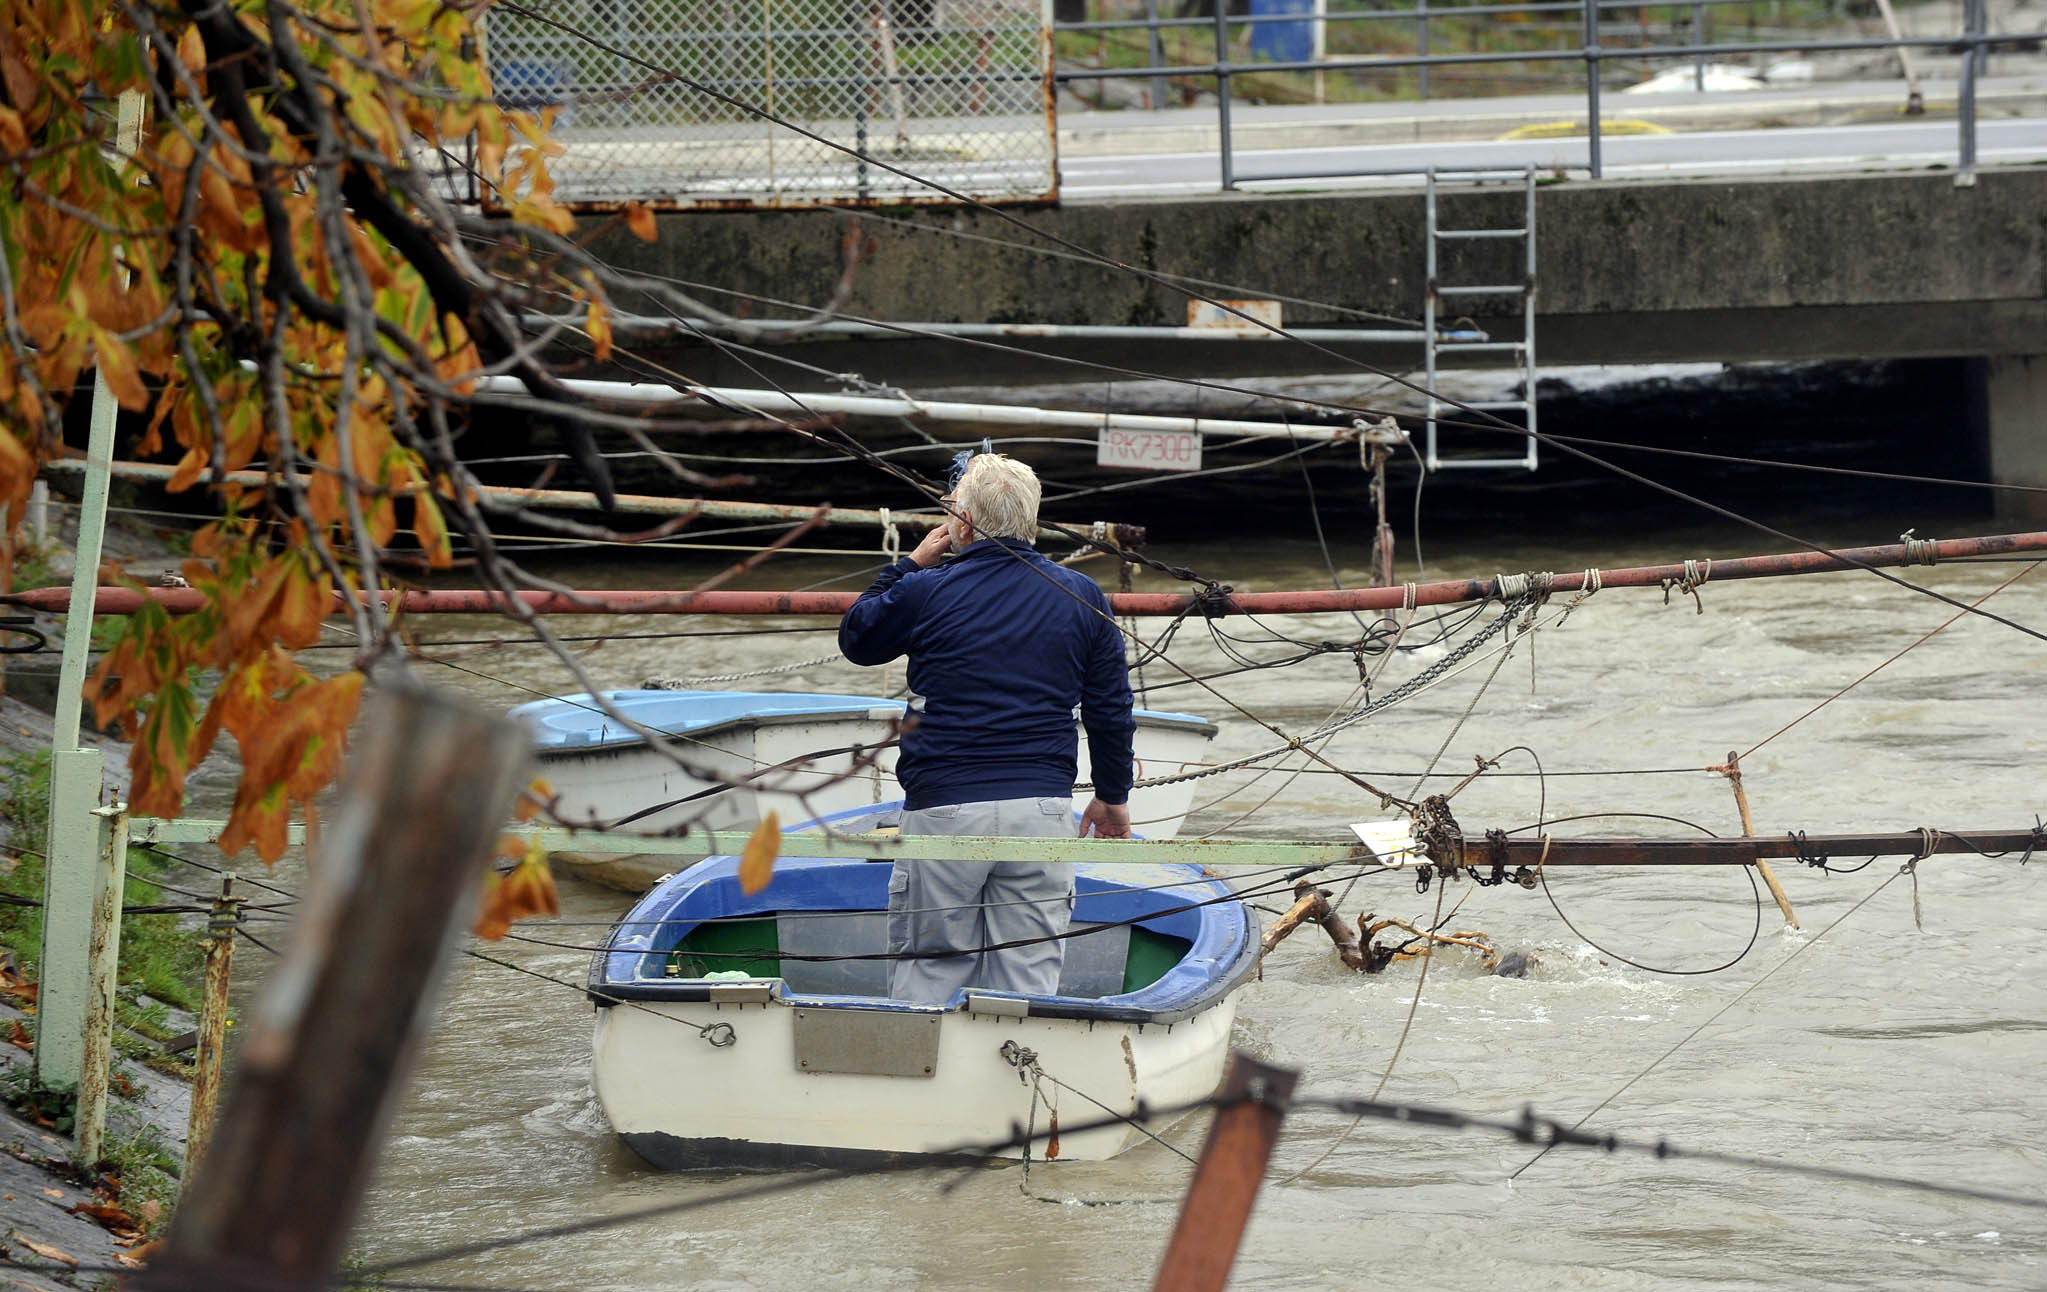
[1349, 819, 1423, 866]
[1185, 298, 1284, 332]
[1097, 426, 1203, 474]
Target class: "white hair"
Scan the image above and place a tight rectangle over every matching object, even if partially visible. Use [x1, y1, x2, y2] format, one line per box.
[954, 453, 1040, 542]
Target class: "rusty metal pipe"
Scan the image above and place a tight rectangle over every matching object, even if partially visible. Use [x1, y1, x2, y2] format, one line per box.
[1439, 828, 2042, 868]
[14, 530, 2044, 618]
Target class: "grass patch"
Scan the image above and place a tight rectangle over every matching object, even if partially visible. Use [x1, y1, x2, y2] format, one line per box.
[0, 747, 220, 1193]
[99, 1123, 179, 1231]
[0, 751, 207, 1015]
[1, 755, 207, 1011]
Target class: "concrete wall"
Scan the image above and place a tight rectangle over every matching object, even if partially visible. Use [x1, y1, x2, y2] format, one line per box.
[592, 168, 2047, 377]
[1979, 354, 2047, 522]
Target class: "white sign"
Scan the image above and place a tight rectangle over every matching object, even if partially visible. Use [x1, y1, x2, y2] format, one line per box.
[1097, 426, 1203, 474]
[1186, 298, 1283, 333]
[1349, 819, 1423, 867]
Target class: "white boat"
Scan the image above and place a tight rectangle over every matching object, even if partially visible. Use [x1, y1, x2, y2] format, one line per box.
[514, 689, 1220, 889]
[587, 802, 1259, 1167]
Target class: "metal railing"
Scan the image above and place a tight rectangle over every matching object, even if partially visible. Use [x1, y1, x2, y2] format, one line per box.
[480, 0, 1060, 210]
[1059, 0, 1776, 101]
[1056, 0, 2036, 186]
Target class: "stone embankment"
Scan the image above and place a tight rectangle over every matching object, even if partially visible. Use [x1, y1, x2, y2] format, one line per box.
[0, 511, 198, 1290]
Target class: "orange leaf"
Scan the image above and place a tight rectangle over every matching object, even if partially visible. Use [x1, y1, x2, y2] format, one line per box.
[0, 105, 25, 156]
[470, 850, 556, 941]
[269, 559, 332, 649]
[738, 812, 780, 895]
[0, 427, 34, 518]
[92, 329, 147, 412]
[625, 202, 657, 243]
[513, 777, 552, 823]
[503, 853, 558, 921]
[176, 24, 205, 72]
[411, 489, 451, 568]
[166, 446, 208, 493]
[368, 496, 398, 548]
[18, 1238, 77, 1266]
[472, 871, 510, 940]
[585, 299, 612, 363]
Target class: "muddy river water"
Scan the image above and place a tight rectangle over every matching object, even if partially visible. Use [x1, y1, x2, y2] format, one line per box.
[200, 511, 2047, 1291]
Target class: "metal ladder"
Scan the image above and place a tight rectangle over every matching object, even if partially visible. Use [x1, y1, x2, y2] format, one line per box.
[1423, 167, 1538, 471]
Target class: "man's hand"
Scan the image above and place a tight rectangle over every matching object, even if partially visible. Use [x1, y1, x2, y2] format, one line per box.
[1080, 797, 1131, 839]
[908, 523, 954, 569]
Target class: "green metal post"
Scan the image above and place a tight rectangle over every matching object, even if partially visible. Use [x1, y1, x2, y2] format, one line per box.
[75, 803, 129, 1167]
[34, 88, 143, 1095]
[34, 748, 104, 1090]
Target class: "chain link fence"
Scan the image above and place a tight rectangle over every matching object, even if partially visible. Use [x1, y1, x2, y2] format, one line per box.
[483, 0, 1057, 209]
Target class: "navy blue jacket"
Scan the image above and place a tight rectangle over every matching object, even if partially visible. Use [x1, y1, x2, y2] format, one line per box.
[838, 537, 1135, 811]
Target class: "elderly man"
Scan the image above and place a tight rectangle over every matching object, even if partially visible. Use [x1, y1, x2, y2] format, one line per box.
[838, 453, 1135, 1004]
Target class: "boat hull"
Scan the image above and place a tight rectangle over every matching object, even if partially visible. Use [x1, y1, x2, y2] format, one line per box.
[592, 993, 1236, 1166]
[587, 840, 1258, 1168]
[524, 691, 1219, 890]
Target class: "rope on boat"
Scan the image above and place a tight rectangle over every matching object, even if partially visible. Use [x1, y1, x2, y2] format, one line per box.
[1003, 1041, 1192, 1208]
[641, 651, 848, 688]
[464, 947, 739, 1047]
[1001, 1040, 1196, 1169]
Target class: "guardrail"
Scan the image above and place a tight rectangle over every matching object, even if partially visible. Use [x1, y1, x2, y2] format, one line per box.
[1060, 0, 1784, 103]
[1055, 0, 2033, 186]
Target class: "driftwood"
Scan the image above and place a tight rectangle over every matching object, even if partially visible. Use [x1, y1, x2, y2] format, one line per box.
[1361, 917, 1498, 969]
[1258, 881, 1371, 972]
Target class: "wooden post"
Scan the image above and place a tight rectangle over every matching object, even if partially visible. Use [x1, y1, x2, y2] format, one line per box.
[1721, 752, 1799, 930]
[135, 687, 529, 1292]
[1152, 1052, 1300, 1292]
[74, 803, 129, 1167]
[185, 873, 239, 1175]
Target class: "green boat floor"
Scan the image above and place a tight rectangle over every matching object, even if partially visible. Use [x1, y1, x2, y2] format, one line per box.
[668, 918, 1193, 995]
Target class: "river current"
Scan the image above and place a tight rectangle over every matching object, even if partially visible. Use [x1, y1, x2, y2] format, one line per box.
[200, 500, 2046, 1290]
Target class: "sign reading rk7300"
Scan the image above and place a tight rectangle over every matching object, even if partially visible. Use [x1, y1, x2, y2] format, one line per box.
[1097, 427, 1203, 474]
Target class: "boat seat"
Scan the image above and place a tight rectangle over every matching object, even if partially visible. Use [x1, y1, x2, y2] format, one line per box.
[774, 912, 1133, 999]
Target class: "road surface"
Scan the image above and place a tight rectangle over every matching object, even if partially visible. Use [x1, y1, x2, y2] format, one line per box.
[1058, 116, 2047, 196]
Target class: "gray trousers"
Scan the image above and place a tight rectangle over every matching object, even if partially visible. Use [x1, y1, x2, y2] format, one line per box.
[888, 796, 1076, 1004]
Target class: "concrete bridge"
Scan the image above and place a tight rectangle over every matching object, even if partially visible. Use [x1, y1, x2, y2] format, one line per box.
[594, 166, 2047, 513]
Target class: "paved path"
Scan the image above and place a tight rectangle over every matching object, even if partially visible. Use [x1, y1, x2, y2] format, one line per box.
[1058, 114, 2047, 196]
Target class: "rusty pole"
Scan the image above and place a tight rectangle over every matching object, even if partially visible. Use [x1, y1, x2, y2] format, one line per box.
[20, 531, 2047, 619]
[1151, 1052, 1300, 1292]
[1719, 752, 1799, 930]
[73, 804, 129, 1168]
[185, 873, 239, 1175]
[1367, 443, 1395, 588]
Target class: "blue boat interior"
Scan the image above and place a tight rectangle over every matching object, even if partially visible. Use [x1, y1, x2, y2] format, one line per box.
[517, 688, 1218, 752]
[589, 802, 1257, 1022]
